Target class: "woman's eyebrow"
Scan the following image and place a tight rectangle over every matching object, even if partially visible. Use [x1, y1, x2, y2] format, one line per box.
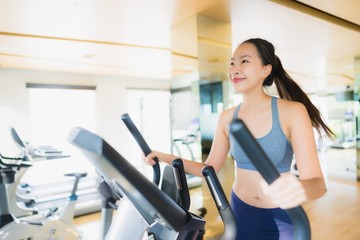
[240, 54, 251, 59]
[231, 55, 252, 62]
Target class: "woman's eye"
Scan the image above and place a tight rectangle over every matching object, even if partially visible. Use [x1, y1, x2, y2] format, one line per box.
[242, 60, 249, 63]
[230, 62, 234, 66]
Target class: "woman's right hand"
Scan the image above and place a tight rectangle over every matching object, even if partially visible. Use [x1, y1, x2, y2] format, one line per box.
[143, 150, 176, 166]
[142, 151, 159, 166]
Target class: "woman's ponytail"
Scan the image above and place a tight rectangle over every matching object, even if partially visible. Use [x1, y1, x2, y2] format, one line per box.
[273, 56, 335, 139]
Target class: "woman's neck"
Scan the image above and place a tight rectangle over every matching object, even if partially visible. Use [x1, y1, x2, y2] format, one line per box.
[241, 92, 271, 113]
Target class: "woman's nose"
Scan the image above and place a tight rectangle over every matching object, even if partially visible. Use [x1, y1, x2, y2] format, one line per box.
[229, 71, 239, 78]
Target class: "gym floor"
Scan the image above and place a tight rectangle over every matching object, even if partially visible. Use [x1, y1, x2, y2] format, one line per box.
[74, 156, 360, 240]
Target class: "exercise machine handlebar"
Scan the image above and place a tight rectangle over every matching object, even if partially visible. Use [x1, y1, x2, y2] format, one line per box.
[121, 113, 191, 211]
[202, 166, 237, 240]
[121, 113, 160, 186]
[229, 119, 311, 240]
[171, 158, 191, 211]
[0, 154, 33, 168]
[10, 127, 26, 148]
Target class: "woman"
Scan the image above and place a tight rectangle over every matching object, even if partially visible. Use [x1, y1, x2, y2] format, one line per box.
[144, 38, 334, 239]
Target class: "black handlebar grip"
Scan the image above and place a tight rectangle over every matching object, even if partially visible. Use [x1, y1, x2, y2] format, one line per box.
[121, 113, 160, 186]
[202, 165, 237, 240]
[172, 158, 191, 211]
[202, 166, 229, 210]
[230, 119, 311, 240]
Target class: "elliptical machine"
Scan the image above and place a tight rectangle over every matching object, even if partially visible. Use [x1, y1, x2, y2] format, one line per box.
[94, 113, 207, 239]
[69, 126, 237, 240]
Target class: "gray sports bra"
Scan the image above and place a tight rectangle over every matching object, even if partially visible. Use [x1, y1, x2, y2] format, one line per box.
[229, 97, 293, 173]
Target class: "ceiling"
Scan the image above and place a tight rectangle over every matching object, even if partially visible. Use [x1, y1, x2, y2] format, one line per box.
[297, 0, 360, 25]
[0, 0, 359, 94]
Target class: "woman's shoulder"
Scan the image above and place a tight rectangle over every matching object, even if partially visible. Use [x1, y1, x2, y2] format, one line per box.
[221, 105, 239, 118]
[277, 97, 311, 132]
[276, 98, 310, 135]
[216, 105, 239, 127]
[217, 106, 239, 136]
[277, 97, 307, 116]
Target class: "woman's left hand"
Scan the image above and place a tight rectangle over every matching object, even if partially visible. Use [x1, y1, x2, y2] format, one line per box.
[261, 173, 307, 209]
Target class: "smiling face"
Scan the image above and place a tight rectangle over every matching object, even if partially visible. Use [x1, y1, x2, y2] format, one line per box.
[228, 42, 271, 94]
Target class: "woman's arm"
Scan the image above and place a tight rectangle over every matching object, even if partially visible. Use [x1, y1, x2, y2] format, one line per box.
[264, 101, 326, 209]
[144, 150, 206, 177]
[289, 102, 326, 200]
[144, 109, 233, 177]
[204, 110, 232, 173]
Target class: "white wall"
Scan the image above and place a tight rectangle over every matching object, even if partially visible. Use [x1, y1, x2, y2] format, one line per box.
[0, 68, 171, 158]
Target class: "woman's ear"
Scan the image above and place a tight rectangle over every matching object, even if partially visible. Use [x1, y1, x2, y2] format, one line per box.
[263, 64, 272, 77]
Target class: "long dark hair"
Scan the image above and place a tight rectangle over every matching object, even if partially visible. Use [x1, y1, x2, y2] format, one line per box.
[242, 38, 335, 139]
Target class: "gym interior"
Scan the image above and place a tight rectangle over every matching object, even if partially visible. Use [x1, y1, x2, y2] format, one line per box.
[0, 0, 359, 239]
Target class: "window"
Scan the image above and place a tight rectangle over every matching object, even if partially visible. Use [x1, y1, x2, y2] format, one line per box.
[24, 86, 96, 183]
[30, 88, 95, 148]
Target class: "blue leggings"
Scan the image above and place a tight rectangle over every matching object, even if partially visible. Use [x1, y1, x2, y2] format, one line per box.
[230, 191, 294, 240]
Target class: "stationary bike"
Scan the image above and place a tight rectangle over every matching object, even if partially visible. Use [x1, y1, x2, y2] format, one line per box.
[8, 127, 100, 218]
[0, 152, 85, 240]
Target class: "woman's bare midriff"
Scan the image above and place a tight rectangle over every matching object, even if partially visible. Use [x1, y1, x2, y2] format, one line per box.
[232, 168, 287, 209]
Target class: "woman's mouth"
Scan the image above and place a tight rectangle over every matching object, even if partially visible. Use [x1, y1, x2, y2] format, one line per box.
[232, 77, 244, 84]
